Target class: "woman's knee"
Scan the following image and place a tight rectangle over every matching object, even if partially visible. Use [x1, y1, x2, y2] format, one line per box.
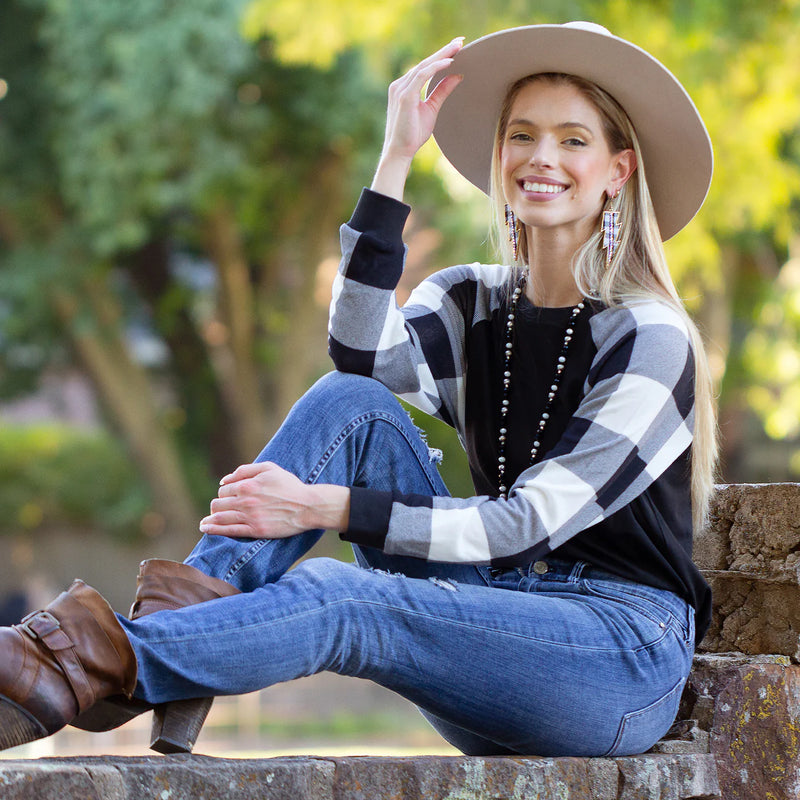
[289, 556, 363, 593]
[307, 371, 398, 413]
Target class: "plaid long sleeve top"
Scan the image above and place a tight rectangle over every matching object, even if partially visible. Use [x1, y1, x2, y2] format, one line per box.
[329, 189, 711, 639]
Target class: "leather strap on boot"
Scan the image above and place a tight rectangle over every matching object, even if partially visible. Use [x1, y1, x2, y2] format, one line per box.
[0, 580, 137, 742]
[18, 609, 97, 711]
[24, 581, 137, 707]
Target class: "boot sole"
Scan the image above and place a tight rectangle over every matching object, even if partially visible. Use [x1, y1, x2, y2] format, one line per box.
[150, 697, 213, 754]
[0, 696, 48, 751]
[70, 695, 153, 732]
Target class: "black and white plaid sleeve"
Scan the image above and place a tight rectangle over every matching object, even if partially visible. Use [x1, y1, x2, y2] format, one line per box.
[342, 301, 696, 565]
[329, 187, 505, 430]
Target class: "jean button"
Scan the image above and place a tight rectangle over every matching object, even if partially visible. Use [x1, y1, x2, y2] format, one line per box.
[532, 561, 549, 575]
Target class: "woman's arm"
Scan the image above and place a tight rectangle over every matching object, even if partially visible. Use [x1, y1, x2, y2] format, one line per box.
[328, 40, 467, 423]
[370, 38, 464, 202]
[329, 190, 507, 427]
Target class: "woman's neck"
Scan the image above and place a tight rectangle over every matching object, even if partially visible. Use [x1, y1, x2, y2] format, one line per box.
[523, 229, 585, 307]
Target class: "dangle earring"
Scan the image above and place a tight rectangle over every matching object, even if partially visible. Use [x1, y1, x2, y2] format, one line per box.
[601, 190, 621, 268]
[505, 204, 519, 262]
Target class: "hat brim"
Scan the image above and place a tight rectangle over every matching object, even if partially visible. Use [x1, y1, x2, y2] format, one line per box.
[428, 24, 713, 240]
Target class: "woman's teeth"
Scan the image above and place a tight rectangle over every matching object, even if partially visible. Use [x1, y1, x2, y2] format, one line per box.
[522, 182, 566, 194]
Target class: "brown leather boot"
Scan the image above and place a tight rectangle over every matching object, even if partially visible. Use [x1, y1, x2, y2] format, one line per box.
[70, 559, 240, 754]
[0, 580, 137, 752]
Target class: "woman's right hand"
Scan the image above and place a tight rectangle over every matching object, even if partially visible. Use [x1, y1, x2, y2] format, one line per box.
[371, 38, 464, 201]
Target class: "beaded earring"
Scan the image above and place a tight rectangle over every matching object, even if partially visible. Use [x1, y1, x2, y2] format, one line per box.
[504, 204, 519, 262]
[601, 191, 621, 268]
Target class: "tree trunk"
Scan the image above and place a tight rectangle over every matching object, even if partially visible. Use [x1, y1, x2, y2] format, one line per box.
[51, 279, 199, 555]
[262, 152, 349, 427]
[204, 203, 269, 462]
[125, 238, 240, 477]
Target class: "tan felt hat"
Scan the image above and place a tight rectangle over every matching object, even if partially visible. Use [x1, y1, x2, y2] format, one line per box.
[428, 22, 713, 240]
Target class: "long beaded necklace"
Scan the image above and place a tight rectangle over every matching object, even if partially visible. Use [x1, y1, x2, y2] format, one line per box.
[497, 278, 586, 499]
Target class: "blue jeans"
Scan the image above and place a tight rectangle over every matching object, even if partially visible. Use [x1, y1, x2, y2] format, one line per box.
[121, 371, 695, 757]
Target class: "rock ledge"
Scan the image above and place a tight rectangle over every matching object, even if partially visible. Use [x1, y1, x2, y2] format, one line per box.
[0, 753, 721, 800]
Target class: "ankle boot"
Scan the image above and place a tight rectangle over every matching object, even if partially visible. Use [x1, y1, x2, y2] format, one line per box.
[0, 580, 137, 752]
[70, 559, 240, 754]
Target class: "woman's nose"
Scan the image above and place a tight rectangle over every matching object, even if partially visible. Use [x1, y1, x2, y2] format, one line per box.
[530, 137, 556, 168]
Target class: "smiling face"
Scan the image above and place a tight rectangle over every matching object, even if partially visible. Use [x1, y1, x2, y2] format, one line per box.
[500, 77, 635, 250]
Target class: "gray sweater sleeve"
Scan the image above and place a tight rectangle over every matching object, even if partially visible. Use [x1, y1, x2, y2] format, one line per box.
[329, 187, 506, 431]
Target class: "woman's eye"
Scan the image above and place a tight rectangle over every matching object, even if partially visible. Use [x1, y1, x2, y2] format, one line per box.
[509, 132, 533, 142]
[564, 137, 587, 147]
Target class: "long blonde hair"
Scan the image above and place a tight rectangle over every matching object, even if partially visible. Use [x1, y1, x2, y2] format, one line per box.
[490, 73, 717, 533]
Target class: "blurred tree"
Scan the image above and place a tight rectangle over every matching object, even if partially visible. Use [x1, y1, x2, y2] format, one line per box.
[0, 425, 150, 539]
[0, 0, 384, 546]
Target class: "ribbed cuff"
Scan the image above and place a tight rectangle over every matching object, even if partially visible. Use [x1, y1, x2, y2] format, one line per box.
[339, 485, 393, 550]
[349, 188, 411, 239]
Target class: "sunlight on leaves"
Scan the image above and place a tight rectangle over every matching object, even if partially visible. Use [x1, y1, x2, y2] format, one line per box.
[242, 0, 420, 67]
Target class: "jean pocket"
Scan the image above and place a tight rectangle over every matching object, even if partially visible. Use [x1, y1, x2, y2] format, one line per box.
[581, 578, 691, 642]
[604, 676, 685, 757]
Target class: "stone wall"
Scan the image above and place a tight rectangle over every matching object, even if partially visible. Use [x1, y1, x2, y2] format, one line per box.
[676, 482, 800, 800]
[695, 482, 800, 660]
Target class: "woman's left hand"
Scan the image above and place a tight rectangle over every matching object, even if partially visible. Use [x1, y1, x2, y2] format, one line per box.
[198, 462, 349, 539]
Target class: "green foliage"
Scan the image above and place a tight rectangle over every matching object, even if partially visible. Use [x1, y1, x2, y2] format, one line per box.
[0, 424, 151, 539]
[2, 0, 385, 256]
[0, 242, 79, 399]
[228, 47, 385, 256]
[0, 0, 387, 526]
[16, 0, 254, 256]
[743, 255, 800, 444]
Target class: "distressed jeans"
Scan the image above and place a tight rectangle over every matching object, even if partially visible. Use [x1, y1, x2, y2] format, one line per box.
[121, 371, 695, 757]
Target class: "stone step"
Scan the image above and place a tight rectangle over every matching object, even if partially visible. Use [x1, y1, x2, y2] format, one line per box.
[0, 753, 721, 800]
[679, 653, 800, 800]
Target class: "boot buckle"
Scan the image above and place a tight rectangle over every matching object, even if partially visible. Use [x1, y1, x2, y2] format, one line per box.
[18, 610, 61, 640]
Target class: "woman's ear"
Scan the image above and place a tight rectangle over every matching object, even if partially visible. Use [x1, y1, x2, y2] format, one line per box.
[607, 148, 637, 197]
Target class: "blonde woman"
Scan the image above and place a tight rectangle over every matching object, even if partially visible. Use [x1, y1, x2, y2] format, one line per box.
[1, 23, 716, 758]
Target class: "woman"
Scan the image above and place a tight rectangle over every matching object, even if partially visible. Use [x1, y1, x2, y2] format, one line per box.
[0, 22, 716, 758]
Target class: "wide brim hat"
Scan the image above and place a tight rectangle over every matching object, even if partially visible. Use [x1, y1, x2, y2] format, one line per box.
[428, 22, 713, 240]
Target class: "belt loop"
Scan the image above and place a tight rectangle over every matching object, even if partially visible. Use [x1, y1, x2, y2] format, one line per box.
[568, 561, 586, 583]
[685, 602, 696, 645]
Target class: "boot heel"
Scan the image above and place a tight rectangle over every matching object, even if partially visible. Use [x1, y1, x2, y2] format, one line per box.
[0, 698, 48, 750]
[150, 696, 213, 754]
